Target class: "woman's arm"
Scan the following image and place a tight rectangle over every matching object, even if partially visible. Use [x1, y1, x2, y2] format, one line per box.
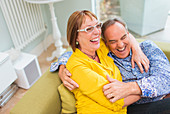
[129, 33, 149, 73]
[103, 75, 142, 103]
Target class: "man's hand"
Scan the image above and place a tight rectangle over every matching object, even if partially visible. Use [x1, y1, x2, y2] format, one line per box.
[58, 65, 79, 91]
[131, 46, 150, 73]
[129, 33, 150, 73]
[103, 75, 142, 103]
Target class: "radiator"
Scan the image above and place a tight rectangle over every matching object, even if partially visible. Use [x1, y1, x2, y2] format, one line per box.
[0, 0, 45, 50]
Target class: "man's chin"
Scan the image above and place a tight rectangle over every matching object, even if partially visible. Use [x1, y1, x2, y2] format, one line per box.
[116, 53, 128, 59]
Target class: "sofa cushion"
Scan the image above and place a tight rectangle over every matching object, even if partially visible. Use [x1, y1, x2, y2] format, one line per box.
[10, 69, 62, 114]
[58, 84, 76, 113]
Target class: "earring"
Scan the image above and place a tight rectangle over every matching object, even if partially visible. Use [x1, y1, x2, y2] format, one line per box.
[76, 41, 79, 45]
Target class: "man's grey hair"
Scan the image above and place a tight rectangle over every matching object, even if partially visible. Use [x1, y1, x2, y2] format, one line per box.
[101, 16, 128, 42]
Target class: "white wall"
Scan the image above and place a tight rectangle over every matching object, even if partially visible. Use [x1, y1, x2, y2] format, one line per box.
[0, 0, 94, 55]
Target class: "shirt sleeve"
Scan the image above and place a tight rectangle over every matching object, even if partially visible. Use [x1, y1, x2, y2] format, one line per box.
[67, 62, 124, 111]
[50, 51, 73, 72]
[136, 40, 170, 98]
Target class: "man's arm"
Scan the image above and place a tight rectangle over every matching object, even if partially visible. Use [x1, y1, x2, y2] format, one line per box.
[58, 65, 79, 91]
[129, 33, 149, 73]
[136, 40, 170, 98]
[50, 51, 72, 72]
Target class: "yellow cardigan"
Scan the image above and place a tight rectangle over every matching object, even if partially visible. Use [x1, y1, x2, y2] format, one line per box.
[66, 40, 127, 114]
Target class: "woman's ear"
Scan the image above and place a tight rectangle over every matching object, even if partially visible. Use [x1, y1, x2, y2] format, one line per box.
[76, 38, 79, 42]
[76, 39, 79, 45]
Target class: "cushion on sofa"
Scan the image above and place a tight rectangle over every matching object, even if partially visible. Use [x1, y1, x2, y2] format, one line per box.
[58, 84, 76, 114]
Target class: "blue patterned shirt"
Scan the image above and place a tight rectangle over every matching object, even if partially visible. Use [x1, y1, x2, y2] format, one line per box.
[50, 40, 170, 104]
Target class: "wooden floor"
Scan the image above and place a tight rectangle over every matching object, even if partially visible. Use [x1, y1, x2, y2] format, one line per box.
[0, 44, 59, 114]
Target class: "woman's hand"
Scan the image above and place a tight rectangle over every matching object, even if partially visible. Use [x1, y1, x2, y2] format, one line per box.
[103, 75, 142, 103]
[129, 33, 150, 73]
[58, 65, 79, 91]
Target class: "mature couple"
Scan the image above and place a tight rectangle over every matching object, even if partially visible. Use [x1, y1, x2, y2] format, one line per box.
[51, 10, 170, 113]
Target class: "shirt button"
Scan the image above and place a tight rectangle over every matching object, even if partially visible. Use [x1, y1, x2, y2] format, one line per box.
[133, 72, 137, 76]
[127, 66, 131, 69]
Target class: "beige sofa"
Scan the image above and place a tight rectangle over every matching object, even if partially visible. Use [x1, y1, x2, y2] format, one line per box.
[10, 39, 170, 114]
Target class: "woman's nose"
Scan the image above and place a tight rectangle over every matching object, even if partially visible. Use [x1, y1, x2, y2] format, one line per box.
[93, 27, 100, 34]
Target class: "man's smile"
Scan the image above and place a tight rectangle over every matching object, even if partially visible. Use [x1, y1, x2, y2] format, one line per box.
[117, 46, 126, 52]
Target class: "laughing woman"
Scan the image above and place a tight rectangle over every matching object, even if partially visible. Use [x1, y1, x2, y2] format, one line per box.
[65, 10, 127, 113]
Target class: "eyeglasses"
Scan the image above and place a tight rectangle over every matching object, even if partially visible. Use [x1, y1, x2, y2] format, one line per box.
[77, 22, 103, 33]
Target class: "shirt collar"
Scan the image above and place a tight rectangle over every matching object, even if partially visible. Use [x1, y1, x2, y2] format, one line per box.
[108, 49, 132, 62]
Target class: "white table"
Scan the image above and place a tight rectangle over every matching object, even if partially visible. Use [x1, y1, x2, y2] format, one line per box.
[25, 0, 66, 61]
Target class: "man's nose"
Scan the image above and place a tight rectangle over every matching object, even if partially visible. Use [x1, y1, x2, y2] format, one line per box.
[117, 41, 124, 47]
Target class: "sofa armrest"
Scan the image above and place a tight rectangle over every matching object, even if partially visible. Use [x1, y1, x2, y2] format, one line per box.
[136, 39, 170, 61]
[10, 68, 62, 114]
[152, 41, 170, 61]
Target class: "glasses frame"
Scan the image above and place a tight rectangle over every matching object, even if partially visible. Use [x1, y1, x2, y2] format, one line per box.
[77, 22, 103, 33]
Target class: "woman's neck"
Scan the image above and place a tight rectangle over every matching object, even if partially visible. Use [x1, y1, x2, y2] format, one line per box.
[79, 48, 96, 56]
[79, 48, 100, 62]
[82, 51, 97, 60]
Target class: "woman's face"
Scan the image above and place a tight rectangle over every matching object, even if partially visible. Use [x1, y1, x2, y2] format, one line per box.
[77, 15, 101, 53]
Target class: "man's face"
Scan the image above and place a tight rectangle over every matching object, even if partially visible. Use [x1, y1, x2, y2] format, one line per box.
[104, 22, 131, 59]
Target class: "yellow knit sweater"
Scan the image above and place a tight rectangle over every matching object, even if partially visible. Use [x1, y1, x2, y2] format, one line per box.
[66, 40, 127, 114]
